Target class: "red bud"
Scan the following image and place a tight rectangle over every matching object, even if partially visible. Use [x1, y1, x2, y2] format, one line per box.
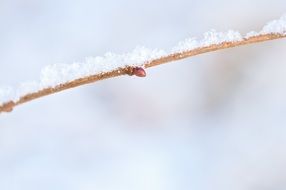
[132, 67, 146, 77]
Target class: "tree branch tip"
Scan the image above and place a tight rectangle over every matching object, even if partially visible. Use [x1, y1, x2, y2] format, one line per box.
[0, 101, 15, 113]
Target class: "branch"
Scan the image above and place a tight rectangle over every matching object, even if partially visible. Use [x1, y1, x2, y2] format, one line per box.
[0, 33, 285, 113]
[1, 12, 286, 114]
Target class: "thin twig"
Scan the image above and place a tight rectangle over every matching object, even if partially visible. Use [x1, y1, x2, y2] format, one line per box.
[0, 33, 285, 113]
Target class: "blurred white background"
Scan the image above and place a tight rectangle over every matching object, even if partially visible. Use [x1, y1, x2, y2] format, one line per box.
[1, 0, 286, 189]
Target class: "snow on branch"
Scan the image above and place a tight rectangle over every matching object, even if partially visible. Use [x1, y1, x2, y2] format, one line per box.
[1, 15, 286, 113]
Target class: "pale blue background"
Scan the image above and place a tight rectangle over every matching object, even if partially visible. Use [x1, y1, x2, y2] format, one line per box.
[0, 0, 286, 189]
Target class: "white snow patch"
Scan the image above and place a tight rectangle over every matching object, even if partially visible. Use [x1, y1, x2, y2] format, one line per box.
[245, 31, 259, 38]
[246, 15, 286, 38]
[0, 87, 14, 104]
[260, 15, 286, 35]
[38, 46, 167, 89]
[0, 46, 167, 104]
[172, 30, 242, 53]
[172, 38, 199, 53]
[200, 30, 242, 46]
[16, 82, 40, 98]
[1, 14, 286, 105]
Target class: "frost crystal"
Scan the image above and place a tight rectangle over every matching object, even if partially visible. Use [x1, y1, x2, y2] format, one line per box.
[201, 30, 242, 46]
[245, 31, 259, 38]
[246, 15, 286, 38]
[172, 30, 242, 53]
[260, 15, 286, 35]
[172, 38, 199, 53]
[0, 87, 14, 104]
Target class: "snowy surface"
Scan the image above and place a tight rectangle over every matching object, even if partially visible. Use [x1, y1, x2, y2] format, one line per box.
[171, 30, 243, 53]
[246, 14, 286, 38]
[260, 14, 286, 34]
[0, 14, 286, 105]
[0, 47, 167, 104]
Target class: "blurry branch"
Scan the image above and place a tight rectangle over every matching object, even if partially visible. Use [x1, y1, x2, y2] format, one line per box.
[0, 33, 285, 113]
